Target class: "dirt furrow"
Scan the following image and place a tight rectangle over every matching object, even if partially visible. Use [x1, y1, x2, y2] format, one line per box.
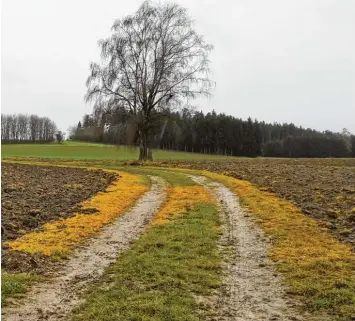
[2, 175, 166, 321]
[189, 175, 306, 321]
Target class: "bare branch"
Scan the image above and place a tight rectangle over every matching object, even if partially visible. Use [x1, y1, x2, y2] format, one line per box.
[84, 0, 214, 160]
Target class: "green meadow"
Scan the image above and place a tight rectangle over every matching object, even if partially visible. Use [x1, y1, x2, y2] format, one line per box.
[1, 141, 232, 161]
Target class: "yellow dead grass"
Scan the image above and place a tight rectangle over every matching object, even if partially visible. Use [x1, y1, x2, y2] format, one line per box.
[152, 186, 215, 225]
[7, 170, 148, 257]
[161, 167, 355, 317]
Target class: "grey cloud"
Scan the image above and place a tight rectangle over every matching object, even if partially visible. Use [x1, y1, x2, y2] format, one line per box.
[2, 0, 354, 133]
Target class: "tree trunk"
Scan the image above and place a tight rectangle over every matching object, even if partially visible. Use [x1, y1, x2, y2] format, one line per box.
[138, 130, 153, 161]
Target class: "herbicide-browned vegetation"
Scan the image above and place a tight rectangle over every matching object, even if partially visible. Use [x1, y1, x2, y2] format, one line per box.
[156, 158, 355, 248]
[1, 163, 117, 272]
[1, 161, 152, 311]
[2, 0, 355, 318]
[1, 157, 355, 321]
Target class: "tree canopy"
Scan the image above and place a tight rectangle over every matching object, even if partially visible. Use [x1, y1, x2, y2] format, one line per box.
[1, 114, 57, 144]
[85, 1, 213, 160]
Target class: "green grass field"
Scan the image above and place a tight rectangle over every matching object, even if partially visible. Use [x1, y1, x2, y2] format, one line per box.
[1, 141, 232, 160]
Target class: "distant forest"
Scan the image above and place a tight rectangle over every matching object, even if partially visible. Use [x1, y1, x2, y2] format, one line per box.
[1, 114, 57, 144]
[69, 109, 355, 158]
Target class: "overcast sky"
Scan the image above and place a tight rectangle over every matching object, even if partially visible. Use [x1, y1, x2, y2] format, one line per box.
[2, 0, 354, 133]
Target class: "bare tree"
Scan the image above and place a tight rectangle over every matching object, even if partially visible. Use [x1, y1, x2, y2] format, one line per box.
[1, 114, 9, 140]
[10, 114, 19, 140]
[1, 114, 6, 139]
[29, 114, 40, 142]
[43, 117, 57, 141]
[18, 114, 29, 140]
[341, 128, 352, 154]
[67, 125, 78, 139]
[2, 113, 57, 143]
[85, 1, 214, 160]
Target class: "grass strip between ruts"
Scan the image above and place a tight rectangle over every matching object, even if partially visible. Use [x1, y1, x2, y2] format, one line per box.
[147, 165, 355, 320]
[72, 202, 221, 321]
[72, 170, 221, 321]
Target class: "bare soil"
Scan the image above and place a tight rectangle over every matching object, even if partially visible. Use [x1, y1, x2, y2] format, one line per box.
[190, 175, 330, 321]
[158, 159, 355, 248]
[2, 176, 166, 321]
[1, 162, 117, 273]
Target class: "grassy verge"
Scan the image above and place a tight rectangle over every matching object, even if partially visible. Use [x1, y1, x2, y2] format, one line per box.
[72, 169, 221, 321]
[1, 272, 38, 306]
[149, 165, 355, 319]
[1, 164, 151, 307]
[205, 172, 355, 317]
[6, 170, 149, 258]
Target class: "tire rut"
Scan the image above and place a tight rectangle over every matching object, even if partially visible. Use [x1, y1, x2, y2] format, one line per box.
[189, 175, 313, 321]
[2, 175, 166, 321]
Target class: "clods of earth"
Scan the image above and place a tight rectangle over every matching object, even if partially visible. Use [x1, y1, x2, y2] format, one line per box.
[1, 163, 117, 273]
[156, 158, 355, 248]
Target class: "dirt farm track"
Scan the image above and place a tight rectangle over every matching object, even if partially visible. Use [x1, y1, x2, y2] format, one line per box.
[1, 158, 355, 321]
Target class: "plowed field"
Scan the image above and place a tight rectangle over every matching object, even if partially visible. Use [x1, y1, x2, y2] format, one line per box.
[1, 163, 117, 272]
[156, 158, 355, 248]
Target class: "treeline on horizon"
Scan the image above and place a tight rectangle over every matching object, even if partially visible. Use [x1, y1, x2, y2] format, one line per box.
[70, 109, 355, 158]
[1, 114, 57, 144]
